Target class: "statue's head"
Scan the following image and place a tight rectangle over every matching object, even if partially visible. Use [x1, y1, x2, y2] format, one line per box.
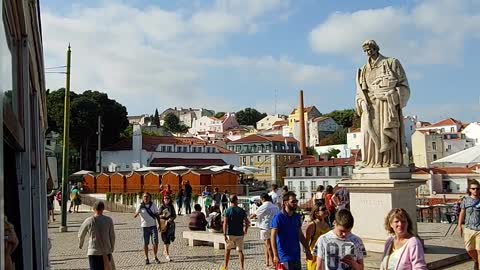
[362, 40, 379, 57]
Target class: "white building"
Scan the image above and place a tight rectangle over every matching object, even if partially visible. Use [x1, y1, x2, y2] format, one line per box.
[462, 122, 480, 145]
[256, 114, 286, 130]
[414, 167, 480, 195]
[160, 107, 215, 127]
[284, 157, 355, 200]
[190, 113, 239, 135]
[314, 144, 351, 158]
[100, 124, 239, 172]
[307, 117, 340, 147]
[347, 128, 362, 151]
[128, 114, 149, 125]
[416, 118, 463, 133]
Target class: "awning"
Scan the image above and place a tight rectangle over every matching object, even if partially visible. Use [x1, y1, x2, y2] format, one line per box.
[432, 145, 480, 166]
[150, 158, 227, 167]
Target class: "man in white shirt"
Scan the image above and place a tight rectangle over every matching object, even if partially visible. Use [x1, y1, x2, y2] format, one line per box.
[250, 193, 280, 268]
[134, 193, 160, 265]
[268, 184, 283, 209]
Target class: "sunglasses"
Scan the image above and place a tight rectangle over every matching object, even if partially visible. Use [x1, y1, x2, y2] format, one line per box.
[471, 188, 479, 191]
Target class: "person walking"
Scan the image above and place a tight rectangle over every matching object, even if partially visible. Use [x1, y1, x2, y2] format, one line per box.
[221, 195, 250, 270]
[380, 208, 426, 270]
[69, 184, 80, 213]
[271, 191, 312, 270]
[47, 190, 56, 223]
[134, 193, 161, 265]
[313, 185, 325, 206]
[55, 189, 62, 207]
[189, 204, 208, 231]
[314, 209, 366, 270]
[305, 204, 330, 270]
[78, 201, 115, 270]
[221, 190, 230, 213]
[184, 181, 193, 214]
[325, 185, 336, 227]
[268, 184, 282, 209]
[202, 186, 212, 215]
[213, 187, 222, 207]
[459, 179, 480, 270]
[161, 184, 172, 198]
[176, 188, 184, 215]
[159, 195, 176, 262]
[250, 193, 279, 269]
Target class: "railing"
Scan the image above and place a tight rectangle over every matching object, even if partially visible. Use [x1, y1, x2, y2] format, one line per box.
[416, 204, 456, 223]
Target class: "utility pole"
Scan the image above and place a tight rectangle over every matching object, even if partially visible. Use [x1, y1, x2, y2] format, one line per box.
[97, 115, 102, 173]
[59, 45, 71, 232]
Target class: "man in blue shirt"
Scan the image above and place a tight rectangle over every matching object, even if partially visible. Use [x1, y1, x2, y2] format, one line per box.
[271, 191, 312, 270]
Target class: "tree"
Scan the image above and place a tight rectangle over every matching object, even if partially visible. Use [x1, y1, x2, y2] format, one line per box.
[153, 109, 160, 127]
[46, 88, 129, 170]
[319, 128, 347, 146]
[215, 112, 226, 118]
[324, 109, 360, 128]
[235, 108, 267, 127]
[326, 148, 341, 159]
[163, 113, 188, 133]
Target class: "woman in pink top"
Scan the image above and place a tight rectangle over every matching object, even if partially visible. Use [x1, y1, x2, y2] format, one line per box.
[380, 208, 427, 270]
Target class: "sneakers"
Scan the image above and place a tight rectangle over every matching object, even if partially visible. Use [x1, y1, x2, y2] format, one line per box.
[145, 259, 150, 265]
[154, 257, 161, 264]
[165, 255, 171, 262]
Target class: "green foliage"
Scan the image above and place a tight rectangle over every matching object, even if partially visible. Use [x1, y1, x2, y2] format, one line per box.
[324, 109, 360, 128]
[215, 112, 226, 118]
[163, 113, 189, 133]
[319, 128, 347, 146]
[327, 148, 341, 159]
[153, 109, 160, 127]
[306, 146, 318, 156]
[235, 108, 267, 127]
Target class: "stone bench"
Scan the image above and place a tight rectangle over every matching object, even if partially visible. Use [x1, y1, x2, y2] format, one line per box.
[183, 230, 226, 249]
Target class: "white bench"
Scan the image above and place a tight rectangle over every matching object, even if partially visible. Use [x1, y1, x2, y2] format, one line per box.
[183, 230, 226, 249]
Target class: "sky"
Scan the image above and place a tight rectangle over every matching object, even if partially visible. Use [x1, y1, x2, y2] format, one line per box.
[41, 0, 480, 123]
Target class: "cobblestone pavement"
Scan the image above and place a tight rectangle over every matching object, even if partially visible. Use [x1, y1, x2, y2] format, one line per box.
[48, 207, 288, 270]
[48, 206, 469, 270]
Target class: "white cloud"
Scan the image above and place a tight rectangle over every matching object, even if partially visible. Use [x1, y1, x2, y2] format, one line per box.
[43, 1, 342, 115]
[309, 0, 480, 65]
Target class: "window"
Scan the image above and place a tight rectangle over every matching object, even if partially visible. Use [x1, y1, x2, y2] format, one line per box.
[257, 155, 262, 162]
[433, 154, 437, 160]
[192, 147, 196, 153]
[311, 181, 316, 191]
[46, 139, 51, 145]
[242, 156, 246, 165]
[183, 146, 188, 152]
[306, 167, 314, 176]
[356, 145, 359, 149]
[353, 134, 356, 138]
[432, 142, 436, 150]
[300, 192, 305, 199]
[294, 167, 302, 176]
[451, 127, 455, 132]
[177, 147, 182, 152]
[125, 164, 130, 169]
[410, 126, 413, 131]
[161, 146, 166, 152]
[447, 145, 451, 151]
[317, 167, 325, 176]
[300, 181, 306, 191]
[287, 181, 294, 192]
[265, 167, 269, 174]
[329, 167, 337, 176]
[323, 180, 329, 187]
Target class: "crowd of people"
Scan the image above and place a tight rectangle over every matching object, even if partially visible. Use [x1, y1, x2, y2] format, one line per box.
[72, 178, 480, 270]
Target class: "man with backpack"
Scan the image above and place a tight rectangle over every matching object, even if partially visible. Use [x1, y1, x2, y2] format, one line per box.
[134, 192, 161, 265]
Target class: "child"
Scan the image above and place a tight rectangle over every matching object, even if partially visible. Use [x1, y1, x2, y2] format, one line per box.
[314, 209, 366, 270]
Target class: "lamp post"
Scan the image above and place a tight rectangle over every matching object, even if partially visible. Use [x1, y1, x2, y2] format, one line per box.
[59, 45, 72, 232]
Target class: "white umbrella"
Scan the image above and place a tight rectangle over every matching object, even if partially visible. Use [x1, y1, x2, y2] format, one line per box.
[432, 145, 480, 166]
[239, 166, 263, 173]
[71, 170, 94, 175]
[164, 166, 190, 170]
[135, 166, 165, 172]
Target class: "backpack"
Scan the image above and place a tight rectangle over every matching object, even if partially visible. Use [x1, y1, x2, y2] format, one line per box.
[221, 194, 229, 203]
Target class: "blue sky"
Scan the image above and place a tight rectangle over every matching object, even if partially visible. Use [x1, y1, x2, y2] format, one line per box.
[41, 0, 480, 123]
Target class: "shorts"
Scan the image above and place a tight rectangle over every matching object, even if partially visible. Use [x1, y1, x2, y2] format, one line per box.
[142, 226, 159, 245]
[464, 227, 480, 251]
[226, 235, 244, 251]
[260, 229, 271, 241]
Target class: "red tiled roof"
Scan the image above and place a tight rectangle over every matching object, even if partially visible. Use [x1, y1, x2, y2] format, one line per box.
[290, 106, 314, 115]
[150, 158, 227, 167]
[426, 118, 462, 128]
[312, 116, 330, 123]
[286, 157, 355, 168]
[272, 120, 288, 126]
[103, 135, 232, 153]
[228, 134, 298, 144]
[349, 128, 360, 133]
[417, 121, 431, 127]
[414, 167, 477, 174]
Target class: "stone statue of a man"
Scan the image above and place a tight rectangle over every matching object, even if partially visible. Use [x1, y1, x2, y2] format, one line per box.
[355, 40, 410, 168]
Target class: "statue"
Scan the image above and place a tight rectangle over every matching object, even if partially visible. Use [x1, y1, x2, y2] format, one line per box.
[355, 40, 410, 168]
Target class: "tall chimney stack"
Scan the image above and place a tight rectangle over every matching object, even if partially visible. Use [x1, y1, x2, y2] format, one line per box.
[299, 90, 307, 156]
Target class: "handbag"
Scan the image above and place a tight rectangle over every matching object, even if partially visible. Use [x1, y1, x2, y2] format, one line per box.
[92, 217, 116, 270]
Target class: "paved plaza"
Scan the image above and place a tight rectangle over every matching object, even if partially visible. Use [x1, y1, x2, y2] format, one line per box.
[48, 205, 472, 270]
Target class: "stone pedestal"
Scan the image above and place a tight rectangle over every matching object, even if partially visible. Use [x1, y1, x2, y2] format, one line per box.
[338, 167, 425, 253]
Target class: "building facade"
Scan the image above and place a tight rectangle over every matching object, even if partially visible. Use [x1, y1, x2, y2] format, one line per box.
[256, 114, 286, 131]
[414, 167, 480, 195]
[284, 157, 355, 200]
[462, 122, 480, 146]
[226, 134, 301, 184]
[308, 117, 340, 147]
[190, 113, 239, 135]
[160, 107, 215, 127]
[287, 106, 322, 143]
[101, 125, 239, 172]
[2, 1, 49, 268]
